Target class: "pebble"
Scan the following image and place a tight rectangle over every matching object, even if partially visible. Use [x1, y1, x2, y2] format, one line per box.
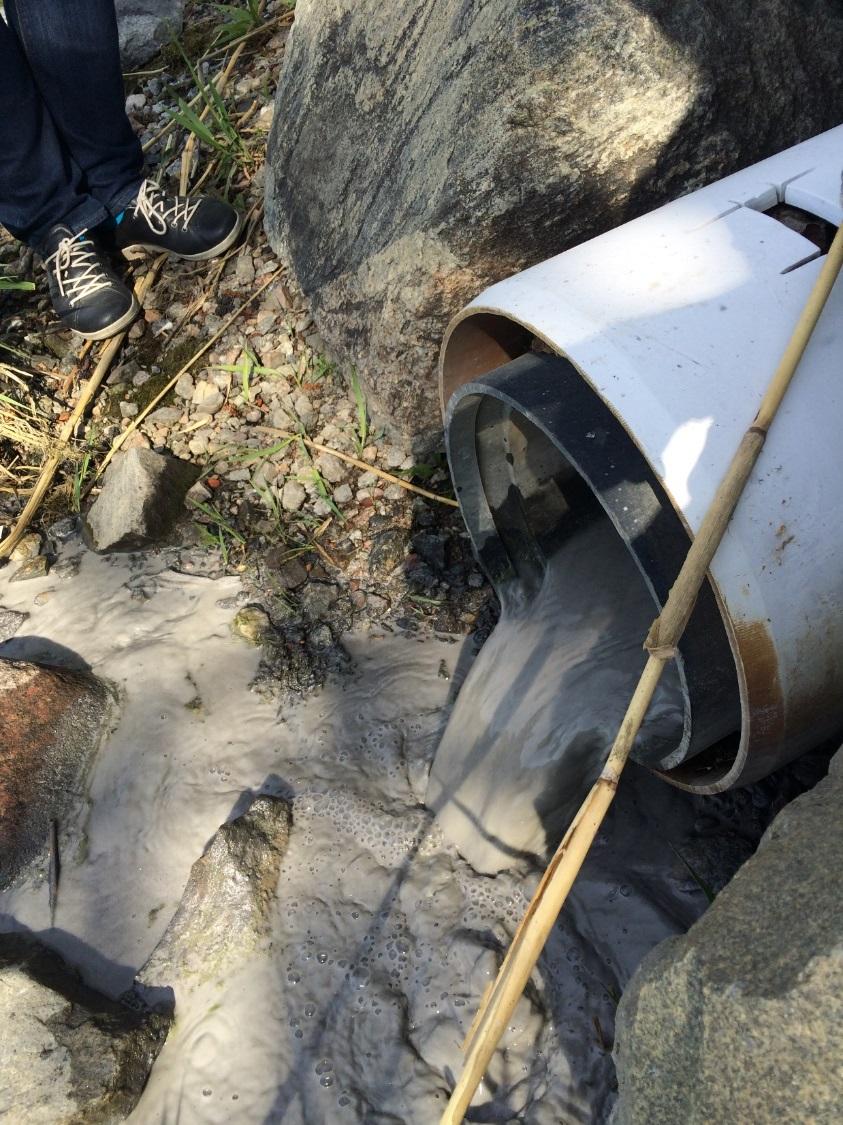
[316, 453, 346, 484]
[10, 533, 41, 562]
[333, 484, 353, 505]
[192, 381, 225, 414]
[175, 374, 195, 399]
[281, 479, 306, 512]
[147, 407, 182, 425]
[120, 402, 139, 419]
[10, 556, 49, 582]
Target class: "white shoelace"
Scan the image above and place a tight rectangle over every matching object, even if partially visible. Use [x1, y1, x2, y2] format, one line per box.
[132, 179, 200, 235]
[45, 232, 111, 306]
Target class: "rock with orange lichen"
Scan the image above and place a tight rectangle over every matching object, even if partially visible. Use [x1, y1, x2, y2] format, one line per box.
[0, 658, 111, 888]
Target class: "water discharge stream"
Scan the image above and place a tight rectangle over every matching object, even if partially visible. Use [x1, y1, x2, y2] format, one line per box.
[428, 518, 685, 874]
[0, 539, 799, 1123]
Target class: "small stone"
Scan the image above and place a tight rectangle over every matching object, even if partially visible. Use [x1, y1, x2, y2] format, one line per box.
[106, 361, 138, 386]
[281, 479, 306, 512]
[188, 436, 209, 456]
[362, 445, 378, 463]
[122, 431, 152, 451]
[132, 370, 152, 387]
[10, 533, 41, 562]
[245, 409, 262, 424]
[311, 499, 332, 518]
[192, 381, 225, 414]
[186, 481, 212, 505]
[226, 468, 252, 483]
[46, 516, 80, 542]
[333, 484, 353, 505]
[51, 556, 81, 581]
[294, 393, 316, 429]
[10, 557, 49, 582]
[147, 406, 182, 425]
[234, 253, 256, 286]
[316, 453, 346, 484]
[120, 401, 139, 418]
[0, 608, 28, 643]
[175, 374, 195, 399]
[384, 484, 405, 502]
[358, 471, 377, 488]
[125, 92, 147, 112]
[231, 605, 271, 645]
[384, 447, 407, 470]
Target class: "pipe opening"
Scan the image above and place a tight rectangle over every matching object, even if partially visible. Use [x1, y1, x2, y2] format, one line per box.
[445, 343, 744, 781]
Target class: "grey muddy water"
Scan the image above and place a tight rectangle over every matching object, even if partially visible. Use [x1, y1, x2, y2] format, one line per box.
[428, 518, 686, 874]
[0, 537, 804, 1123]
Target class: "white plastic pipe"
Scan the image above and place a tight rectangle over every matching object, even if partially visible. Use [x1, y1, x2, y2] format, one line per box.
[440, 125, 843, 793]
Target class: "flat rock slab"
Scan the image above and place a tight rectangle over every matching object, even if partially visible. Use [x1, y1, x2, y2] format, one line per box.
[265, 0, 843, 447]
[613, 747, 843, 1125]
[0, 933, 170, 1124]
[0, 659, 111, 889]
[85, 448, 200, 553]
[133, 795, 292, 1010]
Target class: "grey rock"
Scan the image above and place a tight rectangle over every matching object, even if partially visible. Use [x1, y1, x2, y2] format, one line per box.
[10, 556, 49, 582]
[0, 933, 170, 1123]
[265, 0, 843, 447]
[368, 527, 408, 574]
[132, 796, 291, 1003]
[316, 452, 346, 484]
[146, 406, 182, 425]
[613, 748, 843, 1125]
[0, 607, 28, 643]
[115, 0, 185, 68]
[281, 478, 306, 512]
[333, 483, 353, 505]
[85, 448, 201, 552]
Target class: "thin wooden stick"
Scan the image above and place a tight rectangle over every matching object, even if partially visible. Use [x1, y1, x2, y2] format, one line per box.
[441, 221, 843, 1123]
[0, 258, 165, 559]
[89, 268, 284, 487]
[256, 426, 460, 508]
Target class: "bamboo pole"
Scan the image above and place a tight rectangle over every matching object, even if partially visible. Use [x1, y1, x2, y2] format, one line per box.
[441, 221, 843, 1124]
[0, 258, 165, 560]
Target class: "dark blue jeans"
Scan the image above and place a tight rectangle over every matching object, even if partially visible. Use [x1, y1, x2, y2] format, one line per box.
[0, 0, 144, 254]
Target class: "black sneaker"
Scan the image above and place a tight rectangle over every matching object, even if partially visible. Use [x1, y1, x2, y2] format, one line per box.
[43, 226, 140, 341]
[114, 179, 244, 261]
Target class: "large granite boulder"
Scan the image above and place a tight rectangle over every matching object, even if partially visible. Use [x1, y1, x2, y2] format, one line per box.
[116, 1, 185, 68]
[0, 933, 170, 1124]
[0, 659, 111, 889]
[613, 748, 843, 1124]
[265, 0, 843, 448]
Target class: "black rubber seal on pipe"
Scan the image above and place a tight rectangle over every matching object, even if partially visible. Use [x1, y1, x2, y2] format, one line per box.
[445, 350, 741, 772]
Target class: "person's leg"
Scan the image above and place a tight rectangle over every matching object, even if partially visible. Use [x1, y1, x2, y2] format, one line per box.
[0, 13, 108, 252]
[4, 0, 143, 222]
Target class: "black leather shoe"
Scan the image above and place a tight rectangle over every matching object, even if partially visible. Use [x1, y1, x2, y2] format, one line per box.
[43, 226, 139, 341]
[114, 179, 244, 261]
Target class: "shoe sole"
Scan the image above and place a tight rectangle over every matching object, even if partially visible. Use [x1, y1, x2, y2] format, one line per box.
[120, 211, 246, 263]
[70, 296, 141, 342]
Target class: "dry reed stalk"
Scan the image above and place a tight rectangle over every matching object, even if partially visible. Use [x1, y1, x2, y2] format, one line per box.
[256, 427, 460, 508]
[440, 220, 843, 1123]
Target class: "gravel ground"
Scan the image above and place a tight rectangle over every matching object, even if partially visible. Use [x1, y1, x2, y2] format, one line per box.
[0, 0, 496, 661]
